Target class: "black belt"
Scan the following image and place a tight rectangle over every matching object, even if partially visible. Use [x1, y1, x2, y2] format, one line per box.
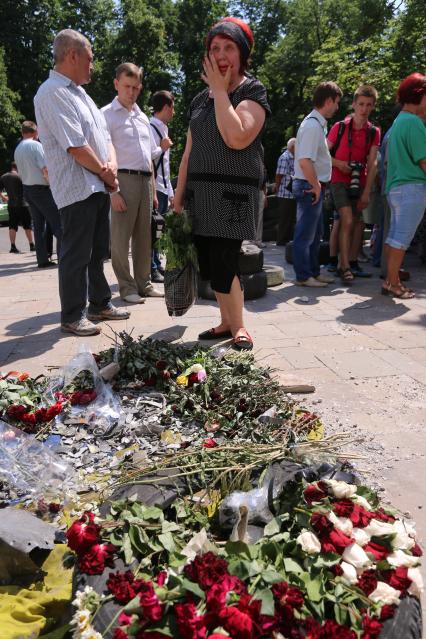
[187, 172, 259, 187]
[118, 169, 152, 177]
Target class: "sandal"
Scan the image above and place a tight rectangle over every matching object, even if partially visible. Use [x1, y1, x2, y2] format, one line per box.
[337, 267, 354, 283]
[381, 283, 415, 299]
[198, 327, 232, 340]
[233, 330, 253, 351]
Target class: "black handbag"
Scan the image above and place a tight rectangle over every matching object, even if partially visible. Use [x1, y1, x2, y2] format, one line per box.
[151, 209, 165, 246]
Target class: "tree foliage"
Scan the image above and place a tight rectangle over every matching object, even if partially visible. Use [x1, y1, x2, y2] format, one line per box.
[0, 0, 424, 174]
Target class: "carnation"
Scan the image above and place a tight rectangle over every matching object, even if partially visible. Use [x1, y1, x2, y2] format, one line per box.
[79, 543, 115, 575]
[138, 581, 164, 622]
[361, 614, 383, 639]
[66, 513, 100, 555]
[174, 602, 206, 639]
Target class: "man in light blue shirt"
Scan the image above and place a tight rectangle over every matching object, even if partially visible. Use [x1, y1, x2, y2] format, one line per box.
[14, 121, 62, 267]
[34, 29, 130, 336]
[292, 81, 342, 287]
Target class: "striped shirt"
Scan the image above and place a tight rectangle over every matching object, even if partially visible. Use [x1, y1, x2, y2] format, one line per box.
[276, 149, 295, 199]
[34, 70, 111, 210]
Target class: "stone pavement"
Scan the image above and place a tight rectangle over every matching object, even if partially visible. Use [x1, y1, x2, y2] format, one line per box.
[1, 228, 425, 618]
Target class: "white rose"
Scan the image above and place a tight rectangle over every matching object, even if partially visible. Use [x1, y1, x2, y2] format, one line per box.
[364, 519, 395, 537]
[354, 494, 373, 510]
[326, 480, 357, 499]
[352, 527, 371, 547]
[342, 543, 372, 569]
[328, 511, 353, 536]
[297, 530, 321, 554]
[387, 549, 420, 568]
[408, 567, 424, 597]
[392, 520, 415, 550]
[340, 561, 358, 584]
[395, 518, 416, 537]
[369, 581, 401, 606]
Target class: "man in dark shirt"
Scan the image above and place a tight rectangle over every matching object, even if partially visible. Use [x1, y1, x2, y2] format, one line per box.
[0, 162, 35, 253]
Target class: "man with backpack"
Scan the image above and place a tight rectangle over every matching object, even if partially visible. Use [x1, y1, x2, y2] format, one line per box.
[102, 63, 172, 303]
[327, 85, 380, 282]
[149, 91, 175, 283]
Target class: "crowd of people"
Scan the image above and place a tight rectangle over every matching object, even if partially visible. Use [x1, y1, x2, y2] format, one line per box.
[1, 19, 425, 351]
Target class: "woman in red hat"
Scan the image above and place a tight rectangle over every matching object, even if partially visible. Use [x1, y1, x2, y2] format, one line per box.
[174, 17, 270, 351]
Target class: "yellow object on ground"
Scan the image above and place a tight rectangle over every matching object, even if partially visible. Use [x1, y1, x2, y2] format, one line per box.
[307, 422, 324, 441]
[0, 544, 73, 639]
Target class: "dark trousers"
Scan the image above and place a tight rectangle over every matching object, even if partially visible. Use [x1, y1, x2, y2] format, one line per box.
[276, 197, 297, 244]
[23, 185, 62, 266]
[59, 192, 111, 324]
[151, 190, 168, 272]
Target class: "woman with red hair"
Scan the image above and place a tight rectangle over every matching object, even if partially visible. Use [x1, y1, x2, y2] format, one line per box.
[383, 73, 426, 298]
[174, 17, 270, 350]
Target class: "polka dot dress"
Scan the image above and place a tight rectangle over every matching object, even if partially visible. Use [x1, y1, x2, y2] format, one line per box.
[186, 77, 270, 240]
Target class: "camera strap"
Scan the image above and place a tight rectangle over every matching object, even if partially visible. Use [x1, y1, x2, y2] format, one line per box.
[348, 117, 376, 162]
[150, 122, 167, 190]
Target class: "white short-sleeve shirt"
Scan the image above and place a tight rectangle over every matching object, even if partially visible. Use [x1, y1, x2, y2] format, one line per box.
[294, 109, 332, 183]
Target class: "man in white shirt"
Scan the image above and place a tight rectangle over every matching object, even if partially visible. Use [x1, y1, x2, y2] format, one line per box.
[34, 29, 129, 337]
[292, 81, 342, 287]
[149, 90, 175, 283]
[102, 64, 172, 303]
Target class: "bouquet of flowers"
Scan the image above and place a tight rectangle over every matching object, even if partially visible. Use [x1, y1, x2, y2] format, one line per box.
[66, 475, 423, 639]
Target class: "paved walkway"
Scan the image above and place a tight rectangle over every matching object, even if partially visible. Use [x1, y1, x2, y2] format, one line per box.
[1, 228, 425, 619]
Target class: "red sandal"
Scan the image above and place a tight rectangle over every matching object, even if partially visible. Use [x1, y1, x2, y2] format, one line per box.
[233, 330, 253, 351]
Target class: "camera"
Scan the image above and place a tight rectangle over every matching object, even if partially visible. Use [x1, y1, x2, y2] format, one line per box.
[348, 161, 364, 199]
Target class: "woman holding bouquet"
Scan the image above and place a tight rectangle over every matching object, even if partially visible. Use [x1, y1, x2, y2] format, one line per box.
[174, 17, 270, 350]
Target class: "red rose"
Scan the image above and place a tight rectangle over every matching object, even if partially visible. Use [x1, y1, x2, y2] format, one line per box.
[311, 513, 334, 535]
[411, 543, 423, 557]
[357, 570, 378, 596]
[319, 619, 357, 638]
[349, 505, 374, 528]
[202, 438, 218, 448]
[304, 482, 328, 505]
[373, 508, 395, 523]
[333, 499, 354, 518]
[174, 602, 206, 639]
[220, 605, 253, 639]
[66, 512, 100, 554]
[322, 528, 353, 554]
[361, 614, 383, 639]
[138, 581, 163, 622]
[107, 570, 137, 604]
[184, 552, 229, 590]
[364, 541, 389, 561]
[382, 566, 411, 594]
[79, 542, 115, 574]
[380, 604, 396, 621]
[45, 401, 63, 421]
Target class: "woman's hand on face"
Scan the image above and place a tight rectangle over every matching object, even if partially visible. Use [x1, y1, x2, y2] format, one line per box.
[201, 55, 231, 94]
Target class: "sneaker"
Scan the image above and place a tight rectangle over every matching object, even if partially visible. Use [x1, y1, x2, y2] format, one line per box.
[143, 285, 164, 298]
[87, 305, 131, 321]
[295, 277, 327, 288]
[151, 270, 164, 283]
[61, 318, 101, 336]
[9, 245, 20, 254]
[315, 274, 335, 284]
[123, 293, 145, 304]
[29, 243, 36, 251]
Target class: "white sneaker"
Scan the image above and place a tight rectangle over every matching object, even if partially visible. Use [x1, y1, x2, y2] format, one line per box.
[123, 294, 145, 304]
[295, 277, 327, 288]
[143, 285, 164, 298]
[315, 274, 335, 284]
[61, 318, 101, 336]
